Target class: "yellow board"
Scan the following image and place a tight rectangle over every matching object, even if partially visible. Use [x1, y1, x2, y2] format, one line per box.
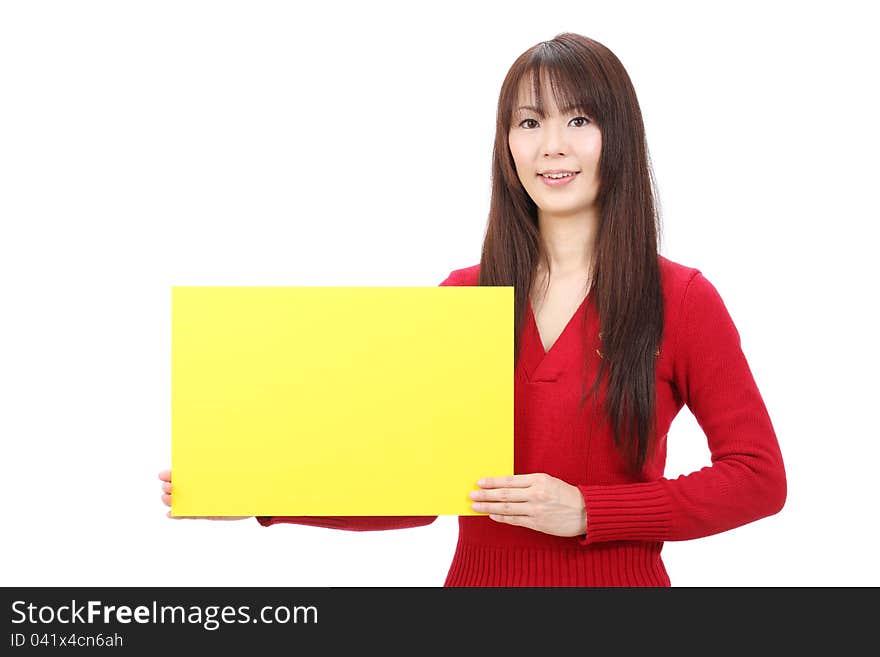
[171, 285, 513, 516]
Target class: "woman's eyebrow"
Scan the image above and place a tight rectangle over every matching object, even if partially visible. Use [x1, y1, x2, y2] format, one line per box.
[514, 103, 586, 117]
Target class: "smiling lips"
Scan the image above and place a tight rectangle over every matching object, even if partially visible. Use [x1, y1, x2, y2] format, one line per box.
[538, 171, 579, 187]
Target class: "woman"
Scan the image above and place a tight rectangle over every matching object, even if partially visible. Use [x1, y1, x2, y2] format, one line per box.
[159, 32, 786, 586]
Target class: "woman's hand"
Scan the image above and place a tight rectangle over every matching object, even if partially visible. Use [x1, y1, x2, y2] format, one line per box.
[469, 473, 587, 537]
[158, 469, 251, 520]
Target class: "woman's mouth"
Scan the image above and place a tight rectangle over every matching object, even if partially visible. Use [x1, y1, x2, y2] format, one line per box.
[538, 171, 579, 187]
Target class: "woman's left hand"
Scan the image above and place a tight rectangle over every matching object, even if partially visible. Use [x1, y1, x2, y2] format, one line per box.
[469, 473, 587, 538]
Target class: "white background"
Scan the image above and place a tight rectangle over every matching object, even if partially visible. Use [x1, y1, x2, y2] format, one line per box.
[1, 0, 877, 587]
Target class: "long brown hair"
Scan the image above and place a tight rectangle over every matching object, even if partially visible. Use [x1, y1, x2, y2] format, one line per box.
[479, 32, 664, 476]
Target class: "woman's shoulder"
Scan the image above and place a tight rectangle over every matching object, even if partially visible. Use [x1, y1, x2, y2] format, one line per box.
[658, 253, 702, 294]
[659, 253, 729, 319]
[438, 263, 480, 286]
[658, 253, 739, 355]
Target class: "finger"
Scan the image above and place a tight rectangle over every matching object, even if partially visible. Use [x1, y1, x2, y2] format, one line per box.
[158, 470, 171, 482]
[470, 488, 530, 502]
[477, 474, 534, 489]
[488, 513, 536, 530]
[161, 493, 171, 507]
[472, 501, 532, 516]
[162, 482, 172, 493]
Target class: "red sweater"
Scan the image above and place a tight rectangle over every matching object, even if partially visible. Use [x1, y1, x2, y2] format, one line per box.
[257, 254, 786, 586]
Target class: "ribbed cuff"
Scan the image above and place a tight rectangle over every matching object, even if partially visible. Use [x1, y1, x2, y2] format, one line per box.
[576, 481, 674, 545]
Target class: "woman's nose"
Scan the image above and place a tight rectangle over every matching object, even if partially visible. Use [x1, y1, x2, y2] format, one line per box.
[540, 122, 568, 155]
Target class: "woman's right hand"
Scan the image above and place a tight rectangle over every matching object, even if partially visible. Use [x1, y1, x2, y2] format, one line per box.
[159, 469, 251, 520]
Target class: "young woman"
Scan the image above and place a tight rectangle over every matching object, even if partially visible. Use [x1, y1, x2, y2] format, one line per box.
[159, 32, 786, 586]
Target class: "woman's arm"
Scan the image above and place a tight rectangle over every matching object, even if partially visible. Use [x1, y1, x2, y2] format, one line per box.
[255, 515, 437, 530]
[576, 271, 786, 545]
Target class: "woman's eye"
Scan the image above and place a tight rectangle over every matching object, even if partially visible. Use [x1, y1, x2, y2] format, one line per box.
[517, 117, 590, 129]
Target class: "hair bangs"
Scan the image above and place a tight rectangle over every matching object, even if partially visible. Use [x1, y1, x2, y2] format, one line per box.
[514, 57, 602, 125]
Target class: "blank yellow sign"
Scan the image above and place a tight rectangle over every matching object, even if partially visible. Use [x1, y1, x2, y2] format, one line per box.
[171, 286, 513, 516]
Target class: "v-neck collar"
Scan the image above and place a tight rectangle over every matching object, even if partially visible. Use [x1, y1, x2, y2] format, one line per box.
[522, 291, 592, 383]
[528, 293, 591, 356]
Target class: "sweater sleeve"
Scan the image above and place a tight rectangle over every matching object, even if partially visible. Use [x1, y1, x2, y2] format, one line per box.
[576, 271, 787, 545]
[256, 269, 465, 530]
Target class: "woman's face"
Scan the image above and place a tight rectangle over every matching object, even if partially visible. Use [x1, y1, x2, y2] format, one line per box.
[507, 77, 602, 219]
